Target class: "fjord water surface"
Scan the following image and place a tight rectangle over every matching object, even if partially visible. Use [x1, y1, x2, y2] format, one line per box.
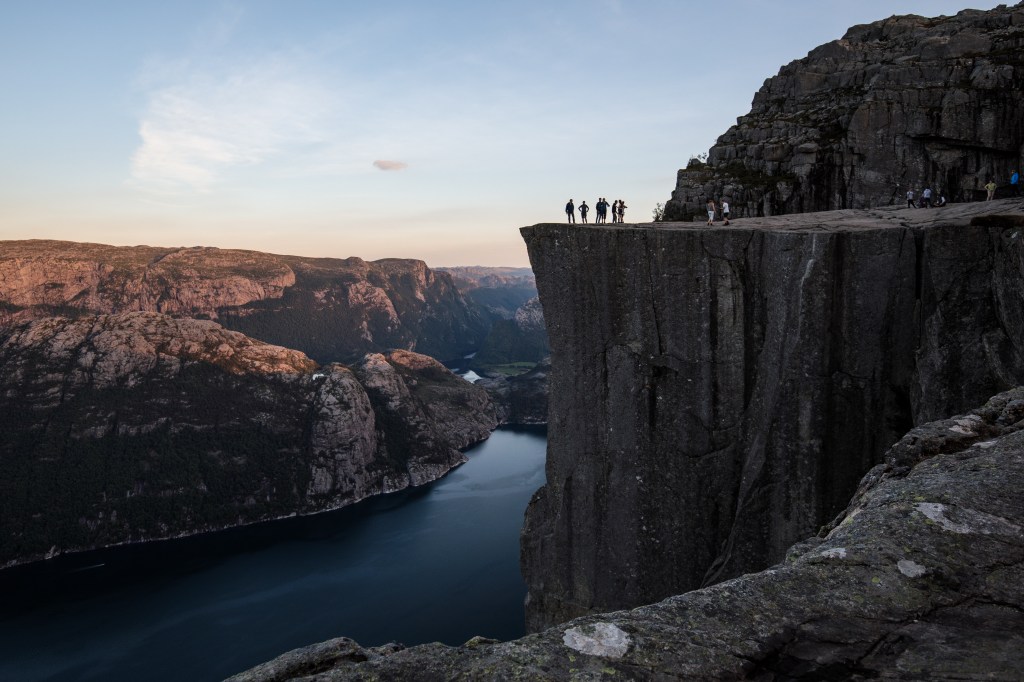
[0, 426, 546, 682]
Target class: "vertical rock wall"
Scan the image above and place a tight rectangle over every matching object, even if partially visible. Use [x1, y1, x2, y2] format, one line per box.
[520, 202, 1024, 629]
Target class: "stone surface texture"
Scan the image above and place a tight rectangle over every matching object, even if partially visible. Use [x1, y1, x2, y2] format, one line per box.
[227, 388, 1024, 681]
[521, 199, 1024, 629]
[0, 240, 488, 363]
[0, 312, 496, 567]
[664, 3, 1024, 221]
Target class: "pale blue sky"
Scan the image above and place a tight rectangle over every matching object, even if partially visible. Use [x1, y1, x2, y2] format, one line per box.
[0, 1, 1003, 266]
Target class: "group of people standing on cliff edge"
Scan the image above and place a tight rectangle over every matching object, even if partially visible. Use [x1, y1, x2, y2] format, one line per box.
[704, 198, 731, 226]
[565, 198, 626, 224]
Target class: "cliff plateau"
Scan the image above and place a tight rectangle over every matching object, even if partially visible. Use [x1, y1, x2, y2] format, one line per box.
[664, 3, 1024, 220]
[521, 199, 1024, 628]
[0, 312, 496, 567]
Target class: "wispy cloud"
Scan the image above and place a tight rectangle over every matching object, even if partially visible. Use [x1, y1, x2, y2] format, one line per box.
[130, 53, 337, 193]
[373, 159, 408, 171]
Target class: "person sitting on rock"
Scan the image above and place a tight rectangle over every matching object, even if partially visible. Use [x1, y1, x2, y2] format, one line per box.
[935, 193, 947, 207]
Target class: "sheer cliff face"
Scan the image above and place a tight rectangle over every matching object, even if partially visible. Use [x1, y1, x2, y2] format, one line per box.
[0, 240, 488, 363]
[520, 200, 1024, 629]
[0, 312, 496, 568]
[664, 4, 1024, 220]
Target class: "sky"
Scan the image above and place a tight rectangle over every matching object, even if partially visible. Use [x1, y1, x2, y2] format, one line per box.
[0, 1, 1006, 267]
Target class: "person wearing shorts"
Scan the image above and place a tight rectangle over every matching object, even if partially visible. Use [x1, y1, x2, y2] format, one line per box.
[721, 199, 730, 225]
[706, 199, 716, 226]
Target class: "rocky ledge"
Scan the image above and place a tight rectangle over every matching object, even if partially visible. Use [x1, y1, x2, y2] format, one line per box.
[0, 312, 496, 568]
[228, 387, 1024, 681]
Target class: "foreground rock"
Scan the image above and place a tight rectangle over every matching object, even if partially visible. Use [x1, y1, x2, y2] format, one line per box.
[227, 388, 1024, 680]
[0, 240, 488, 363]
[521, 199, 1024, 628]
[0, 312, 496, 568]
[664, 3, 1024, 221]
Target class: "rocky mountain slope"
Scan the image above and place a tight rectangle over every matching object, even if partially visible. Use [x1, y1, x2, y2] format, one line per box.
[228, 387, 1024, 681]
[520, 199, 1024, 629]
[472, 296, 549, 368]
[664, 3, 1024, 221]
[0, 312, 496, 568]
[437, 266, 538, 321]
[0, 240, 489, 363]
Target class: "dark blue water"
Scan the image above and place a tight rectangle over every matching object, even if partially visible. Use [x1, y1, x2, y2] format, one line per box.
[0, 426, 547, 682]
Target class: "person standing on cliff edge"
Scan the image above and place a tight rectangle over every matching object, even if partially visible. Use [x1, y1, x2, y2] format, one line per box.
[565, 199, 575, 223]
[1012, 170, 1020, 196]
[579, 201, 589, 223]
[721, 199, 730, 225]
[906, 189, 916, 208]
[985, 179, 997, 200]
[706, 198, 716, 226]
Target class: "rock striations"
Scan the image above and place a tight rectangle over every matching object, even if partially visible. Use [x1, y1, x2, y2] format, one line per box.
[0, 240, 488, 363]
[228, 387, 1024, 680]
[664, 3, 1024, 221]
[0, 312, 496, 568]
[520, 199, 1024, 629]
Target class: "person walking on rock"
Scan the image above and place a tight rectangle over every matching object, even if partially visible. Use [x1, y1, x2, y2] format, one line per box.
[706, 198, 716, 226]
[580, 201, 589, 223]
[985, 179, 997, 200]
[721, 199, 730, 225]
[1012, 170, 1020, 196]
[906, 189, 915, 208]
[922, 186, 932, 208]
[565, 199, 575, 223]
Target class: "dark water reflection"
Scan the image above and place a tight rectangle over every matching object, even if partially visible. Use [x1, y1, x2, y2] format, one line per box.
[0, 426, 547, 682]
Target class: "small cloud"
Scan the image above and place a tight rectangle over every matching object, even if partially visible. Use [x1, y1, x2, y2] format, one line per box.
[373, 159, 408, 171]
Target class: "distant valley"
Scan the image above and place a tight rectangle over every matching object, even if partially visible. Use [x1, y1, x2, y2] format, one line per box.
[0, 240, 547, 567]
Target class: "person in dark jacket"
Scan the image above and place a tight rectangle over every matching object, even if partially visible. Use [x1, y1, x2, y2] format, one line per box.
[565, 199, 575, 223]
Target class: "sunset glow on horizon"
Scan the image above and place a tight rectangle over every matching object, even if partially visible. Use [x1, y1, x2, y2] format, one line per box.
[0, 1, 1004, 267]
